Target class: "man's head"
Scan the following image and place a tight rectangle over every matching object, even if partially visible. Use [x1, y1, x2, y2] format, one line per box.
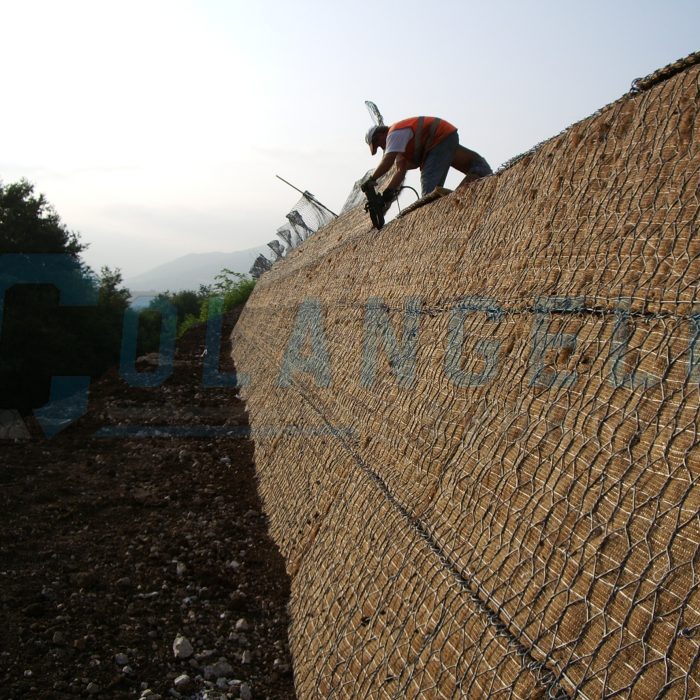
[365, 125, 389, 155]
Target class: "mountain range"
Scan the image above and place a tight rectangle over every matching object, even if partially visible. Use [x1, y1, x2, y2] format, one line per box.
[125, 245, 269, 296]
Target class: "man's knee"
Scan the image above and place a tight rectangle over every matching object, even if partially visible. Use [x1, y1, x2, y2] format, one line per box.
[456, 173, 481, 189]
[452, 147, 492, 178]
[456, 168, 492, 190]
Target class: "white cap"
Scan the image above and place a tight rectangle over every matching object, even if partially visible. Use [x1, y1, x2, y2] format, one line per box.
[365, 125, 381, 155]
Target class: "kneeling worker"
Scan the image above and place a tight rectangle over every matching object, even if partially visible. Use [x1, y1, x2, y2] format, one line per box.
[365, 116, 492, 207]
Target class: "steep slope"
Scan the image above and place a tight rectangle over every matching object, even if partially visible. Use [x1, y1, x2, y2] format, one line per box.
[233, 53, 700, 698]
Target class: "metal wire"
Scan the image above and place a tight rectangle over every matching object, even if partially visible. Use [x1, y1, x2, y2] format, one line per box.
[234, 54, 700, 698]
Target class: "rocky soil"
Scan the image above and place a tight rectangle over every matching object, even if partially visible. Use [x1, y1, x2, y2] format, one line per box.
[0, 309, 296, 699]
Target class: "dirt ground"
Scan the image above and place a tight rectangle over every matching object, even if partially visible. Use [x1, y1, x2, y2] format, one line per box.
[0, 309, 296, 699]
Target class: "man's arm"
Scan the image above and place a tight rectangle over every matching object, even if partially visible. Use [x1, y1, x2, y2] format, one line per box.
[384, 155, 409, 191]
[371, 151, 398, 181]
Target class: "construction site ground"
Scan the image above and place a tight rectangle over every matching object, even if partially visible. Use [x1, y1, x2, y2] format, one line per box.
[0, 309, 296, 700]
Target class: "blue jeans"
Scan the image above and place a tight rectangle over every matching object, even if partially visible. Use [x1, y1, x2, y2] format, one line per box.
[420, 131, 459, 196]
[467, 154, 492, 178]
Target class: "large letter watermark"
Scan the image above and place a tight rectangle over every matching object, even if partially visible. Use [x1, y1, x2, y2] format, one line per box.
[689, 306, 700, 385]
[528, 296, 583, 389]
[0, 254, 97, 436]
[609, 300, 660, 390]
[119, 301, 177, 388]
[445, 296, 502, 388]
[361, 297, 421, 389]
[278, 298, 331, 388]
[202, 297, 248, 388]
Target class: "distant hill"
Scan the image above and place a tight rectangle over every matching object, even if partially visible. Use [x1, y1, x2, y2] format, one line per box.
[125, 245, 269, 296]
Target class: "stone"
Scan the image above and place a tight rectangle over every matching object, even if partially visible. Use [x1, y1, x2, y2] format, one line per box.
[240, 683, 252, 700]
[0, 410, 30, 440]
[172, 634, 194, 659]
[115, 652, 129, 665]
[234, 618, 249, 631]
[173, 674, 192, 691]
[203, 659, 234, 680]
[228, 590, 246, 609]
[75, 572, 99, 589]
[86, 682, 100, 694]
[22, 602, 46, 618]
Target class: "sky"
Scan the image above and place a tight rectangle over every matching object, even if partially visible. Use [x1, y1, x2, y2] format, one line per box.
[1, 0, 698, 278]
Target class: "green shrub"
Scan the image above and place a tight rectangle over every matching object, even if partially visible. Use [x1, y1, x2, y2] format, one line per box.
[141, 269, 256, 345]
[212, 268, 256, 313]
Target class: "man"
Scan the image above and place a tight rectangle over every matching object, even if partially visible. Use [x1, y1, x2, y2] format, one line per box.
[365, 116, 492, 206]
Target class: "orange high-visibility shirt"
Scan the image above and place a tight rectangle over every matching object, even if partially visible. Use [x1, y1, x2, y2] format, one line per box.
[387, 117, 457, 167]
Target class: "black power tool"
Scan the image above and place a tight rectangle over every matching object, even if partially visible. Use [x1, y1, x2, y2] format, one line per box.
[360, 179, 386, 230]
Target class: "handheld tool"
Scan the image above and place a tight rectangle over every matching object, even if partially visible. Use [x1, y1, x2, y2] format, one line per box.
[360, 179, 386, 230]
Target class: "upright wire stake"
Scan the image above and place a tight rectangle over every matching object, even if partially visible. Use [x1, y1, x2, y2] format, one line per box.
[275, 175, 338, 218]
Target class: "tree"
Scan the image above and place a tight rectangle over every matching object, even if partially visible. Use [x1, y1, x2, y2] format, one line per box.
[97, 266, 131, 310]
[0, 179, 84, 256]
[0, 180, 131, 411]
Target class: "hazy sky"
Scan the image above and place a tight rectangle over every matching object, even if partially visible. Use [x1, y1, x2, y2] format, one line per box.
[1, 0, 698, 277]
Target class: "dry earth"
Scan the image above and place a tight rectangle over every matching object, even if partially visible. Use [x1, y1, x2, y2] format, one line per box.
[0, 309, 296, 700]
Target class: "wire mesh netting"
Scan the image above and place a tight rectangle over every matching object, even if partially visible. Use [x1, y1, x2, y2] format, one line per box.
[342, 170, 375, 214]
[250, 192, 337, 278]
[234, 55, 700, 698]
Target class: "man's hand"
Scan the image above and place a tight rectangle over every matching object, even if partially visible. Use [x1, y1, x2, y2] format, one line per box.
[382, 188, 399, 204]
[381, 188, 399, 213]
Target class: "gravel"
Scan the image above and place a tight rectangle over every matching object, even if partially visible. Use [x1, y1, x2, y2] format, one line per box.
[0, 309, 295, 699]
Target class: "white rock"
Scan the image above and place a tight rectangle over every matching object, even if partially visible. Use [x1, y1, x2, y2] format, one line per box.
[173, 634, 194, 659]
[234, 618, 249, 631]
[173, 674, 192, 690]
[0, 410, 30, 440]
[241, 650, 252, 664]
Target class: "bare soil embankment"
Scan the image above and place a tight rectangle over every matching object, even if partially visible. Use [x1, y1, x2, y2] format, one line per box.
[0, 310, 295, 700]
